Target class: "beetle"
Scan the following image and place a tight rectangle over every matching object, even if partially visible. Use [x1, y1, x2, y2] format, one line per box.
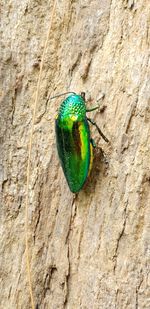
[50, 92, 109, 193]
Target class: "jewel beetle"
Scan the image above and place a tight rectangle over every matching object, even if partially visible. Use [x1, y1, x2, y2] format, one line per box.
[51, 92, 109, 193]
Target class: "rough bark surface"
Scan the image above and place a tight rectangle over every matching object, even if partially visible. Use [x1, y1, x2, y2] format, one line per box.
[0, 1, 150, 308]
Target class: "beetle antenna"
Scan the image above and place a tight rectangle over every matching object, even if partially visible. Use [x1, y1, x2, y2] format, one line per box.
[47, 91, 76, 102]
[43, 92, 76, 117]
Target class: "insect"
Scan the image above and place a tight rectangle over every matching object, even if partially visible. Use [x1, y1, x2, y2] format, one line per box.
[51, 92, 109, 193]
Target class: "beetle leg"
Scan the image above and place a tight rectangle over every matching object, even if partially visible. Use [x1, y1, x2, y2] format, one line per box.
[86, 105, 99, 112]
[87, 117, 109, 143]
[80, 92, 86, 100]
[90, 138, 96, 148]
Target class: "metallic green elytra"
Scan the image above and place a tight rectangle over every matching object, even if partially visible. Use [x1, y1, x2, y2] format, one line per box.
[55, 92, 109, 193]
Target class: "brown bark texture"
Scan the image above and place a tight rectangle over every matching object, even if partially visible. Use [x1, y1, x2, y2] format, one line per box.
[0, 0, 150, 308]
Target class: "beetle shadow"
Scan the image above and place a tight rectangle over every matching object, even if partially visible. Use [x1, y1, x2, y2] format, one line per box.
[83, 147, 109, 196]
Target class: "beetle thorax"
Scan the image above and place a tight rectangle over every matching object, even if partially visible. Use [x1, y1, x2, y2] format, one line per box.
[58, 94, 86, 121]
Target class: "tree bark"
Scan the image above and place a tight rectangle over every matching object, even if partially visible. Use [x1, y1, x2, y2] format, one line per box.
[0, 1, 150, 308]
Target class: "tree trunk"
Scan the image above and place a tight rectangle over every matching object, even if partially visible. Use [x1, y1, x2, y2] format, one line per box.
[0, 1, 149, 308]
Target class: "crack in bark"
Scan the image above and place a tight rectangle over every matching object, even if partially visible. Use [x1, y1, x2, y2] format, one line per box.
[69, 52, 82, 75]
[11, 97, 16, 125]
[81, 58, 92, 80]
[105, 0, 113, 40]
[33, 171, 43, 243]
[135, 276, 143, 309]
[64, 196, 77, 306]
[11, 74, 24, 125]
[33, 179, 42, 243]
[65, 195, 77, 245]
[33, 206, 42, 244]
[124, 101, 137, 134]
[37, 265, 58, 308]
[43, 265, 57, 297]
[114, 288, 119, 309]
[113, 201, 128, 272]
[1, 178, 8, 190]
[64, 243, 70, 307]
[8, 286, 12, 299]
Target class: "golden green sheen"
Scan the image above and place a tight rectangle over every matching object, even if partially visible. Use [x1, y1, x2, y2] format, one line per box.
[55, 94, 91, 193]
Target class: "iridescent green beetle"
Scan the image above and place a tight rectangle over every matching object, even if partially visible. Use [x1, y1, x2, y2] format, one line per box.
[53, 92, 108, 193]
